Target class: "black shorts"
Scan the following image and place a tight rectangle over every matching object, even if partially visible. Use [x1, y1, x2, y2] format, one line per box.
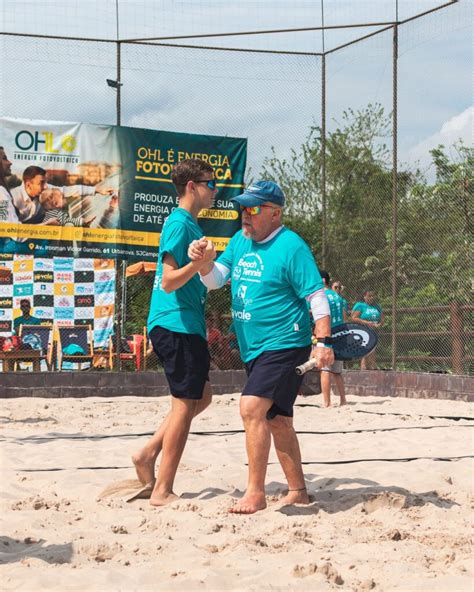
[149, 326, 210, 400]
[243, 345, 311, 419]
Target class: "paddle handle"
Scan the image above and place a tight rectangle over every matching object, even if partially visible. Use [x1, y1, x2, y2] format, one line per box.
[295, 358, 318, 376]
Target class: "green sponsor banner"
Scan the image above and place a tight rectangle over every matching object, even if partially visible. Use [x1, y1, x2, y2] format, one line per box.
[0, 117, 247, 260]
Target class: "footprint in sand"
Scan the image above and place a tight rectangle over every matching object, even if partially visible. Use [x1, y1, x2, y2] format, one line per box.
[76, 542, 123, 563]
[292, 529, 314, 544]
[361, 492, 407, 514]
[293, 562, 318, 578]
[11, 496, 70, 511]
[319, 562, 344, 585]
[175, 502, 200, 512]
[110, 525, 129, 535]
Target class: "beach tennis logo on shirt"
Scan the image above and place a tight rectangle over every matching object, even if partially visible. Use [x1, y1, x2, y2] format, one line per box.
[232, 253, 264, 283]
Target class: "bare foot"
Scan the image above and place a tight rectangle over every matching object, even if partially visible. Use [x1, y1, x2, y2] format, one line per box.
[279, 488, 310, 506]
[132, 452, 156, 485]
[228, 493, 267, 514]
[323, 402, 332, 408]
[149, 491, 179, 507]
[339, 397, 347, 406]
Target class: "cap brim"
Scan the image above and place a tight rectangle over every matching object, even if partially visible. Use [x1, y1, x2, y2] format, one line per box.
[231, 193, 266, 207]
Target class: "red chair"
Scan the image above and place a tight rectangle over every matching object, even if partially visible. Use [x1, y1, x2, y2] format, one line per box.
[113, 329, 146, 371]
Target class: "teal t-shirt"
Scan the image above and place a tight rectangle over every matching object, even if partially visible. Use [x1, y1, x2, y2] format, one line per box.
[217, 227, 324, 363]
[352, 301, 382, 322]
[13, 315, 42, 333]
[325, 288, 345, 328]
[341, 297, 349, 313]
[147, 208, 207, 339]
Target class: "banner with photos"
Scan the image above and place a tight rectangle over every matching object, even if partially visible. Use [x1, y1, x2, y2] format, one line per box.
[0, 117, 247, 260]
[0, 255, 115, 347]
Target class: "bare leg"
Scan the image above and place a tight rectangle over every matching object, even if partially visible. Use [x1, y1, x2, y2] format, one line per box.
[320, 371, 332, 407]
[269, 415, 310, 505]
[133, 382, 212, 485]
[228, 396, 272, 514]
[132, 412, 171, 485]
[149, 395, 199, 506]
[365, 350, 376, 370]
[333, 374, 347, 405]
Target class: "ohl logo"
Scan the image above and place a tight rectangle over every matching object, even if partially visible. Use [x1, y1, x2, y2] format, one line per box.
[15, 130, 77, 154]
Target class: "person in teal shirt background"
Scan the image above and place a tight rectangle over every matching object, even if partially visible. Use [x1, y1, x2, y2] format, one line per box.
[352, 290, 384, 370]
[13, 299, 42, 334]
[319, 271, 348, 407]
[332, 281, 349, 315]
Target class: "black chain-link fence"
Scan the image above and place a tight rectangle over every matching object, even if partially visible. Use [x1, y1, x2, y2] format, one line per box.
[1, 0, 472, 374]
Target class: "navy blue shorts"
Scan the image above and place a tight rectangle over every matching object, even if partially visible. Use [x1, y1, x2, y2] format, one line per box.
[149, 326, 210, 400]
[243, 346, 311, 419]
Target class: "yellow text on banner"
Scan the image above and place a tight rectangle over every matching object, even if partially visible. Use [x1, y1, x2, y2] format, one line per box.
[0, 223, 160, 247]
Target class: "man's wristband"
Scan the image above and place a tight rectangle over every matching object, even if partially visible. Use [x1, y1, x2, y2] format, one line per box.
[312, 336, 333, 348]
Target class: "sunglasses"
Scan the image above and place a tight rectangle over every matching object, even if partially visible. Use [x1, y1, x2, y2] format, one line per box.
[240, 205, 277, 216]
[195, 179, 217, 190]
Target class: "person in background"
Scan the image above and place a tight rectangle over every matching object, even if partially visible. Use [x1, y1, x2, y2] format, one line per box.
[0, 147, 24, 251]
[11, 165, 115, 225]
[206, 310, 226, 369]
[39, 188, 96, 227]
[351, 290, 384, 370]
[0, 147, 18, 224]
[332, 281, 349, 316]
[320, 271, 348, 407]
[13, 299, 42, 334]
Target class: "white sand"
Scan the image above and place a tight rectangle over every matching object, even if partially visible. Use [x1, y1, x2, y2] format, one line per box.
[0, 393, 472, 591]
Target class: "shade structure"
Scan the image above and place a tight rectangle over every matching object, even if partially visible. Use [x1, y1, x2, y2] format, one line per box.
[125, 261, 157, 278]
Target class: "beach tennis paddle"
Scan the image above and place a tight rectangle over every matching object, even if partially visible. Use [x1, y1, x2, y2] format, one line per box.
[295, 322, 378, 375]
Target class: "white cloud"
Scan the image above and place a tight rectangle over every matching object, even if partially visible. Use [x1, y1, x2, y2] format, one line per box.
[406, 106, 473, 175]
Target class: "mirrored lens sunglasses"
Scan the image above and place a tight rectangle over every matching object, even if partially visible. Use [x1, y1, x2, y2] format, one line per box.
[195, 179, 217, 190]
[240, 205, 277, 216]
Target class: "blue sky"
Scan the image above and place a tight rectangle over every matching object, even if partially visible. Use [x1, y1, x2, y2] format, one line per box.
[0, 0, 472, 180]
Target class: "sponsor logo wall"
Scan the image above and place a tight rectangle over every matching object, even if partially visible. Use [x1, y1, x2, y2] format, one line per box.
[0, 255, 115, 347]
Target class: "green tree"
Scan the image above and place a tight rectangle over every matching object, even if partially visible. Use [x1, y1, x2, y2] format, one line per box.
[261, 103, 406, 301]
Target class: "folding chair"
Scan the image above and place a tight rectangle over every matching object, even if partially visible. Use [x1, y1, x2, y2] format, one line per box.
[17, 324, 54, 371]
[56, 324, 94, 370]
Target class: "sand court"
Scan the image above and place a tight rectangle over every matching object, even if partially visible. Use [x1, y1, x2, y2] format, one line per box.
[0, 393, 472, 591]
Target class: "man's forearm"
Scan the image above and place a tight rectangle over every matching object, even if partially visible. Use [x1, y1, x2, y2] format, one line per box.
[314, 315, 331, 339]
[200, 261, 229, 290]
[199, 261, 215, 277]
[161, 260, 206, 293]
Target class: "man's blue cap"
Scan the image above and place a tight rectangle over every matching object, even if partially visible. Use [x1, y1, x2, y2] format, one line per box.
[231, 180, 285, 207]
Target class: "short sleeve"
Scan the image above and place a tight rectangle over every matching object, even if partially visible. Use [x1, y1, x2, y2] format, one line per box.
[160, 221, 189, 268]
[287, 243, 324, 298]
[217, 231, 238, 270]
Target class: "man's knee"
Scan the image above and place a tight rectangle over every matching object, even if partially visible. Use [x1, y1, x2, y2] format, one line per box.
[240, 396, 271, 423]
[269, 414, 293, 434]
[172, 397, 199, 418]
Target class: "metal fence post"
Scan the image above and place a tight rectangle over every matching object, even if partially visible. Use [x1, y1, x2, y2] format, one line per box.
[450, 301, 464, 374]
[321, 52, 326, 268]
[391, 23, 398, 371]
